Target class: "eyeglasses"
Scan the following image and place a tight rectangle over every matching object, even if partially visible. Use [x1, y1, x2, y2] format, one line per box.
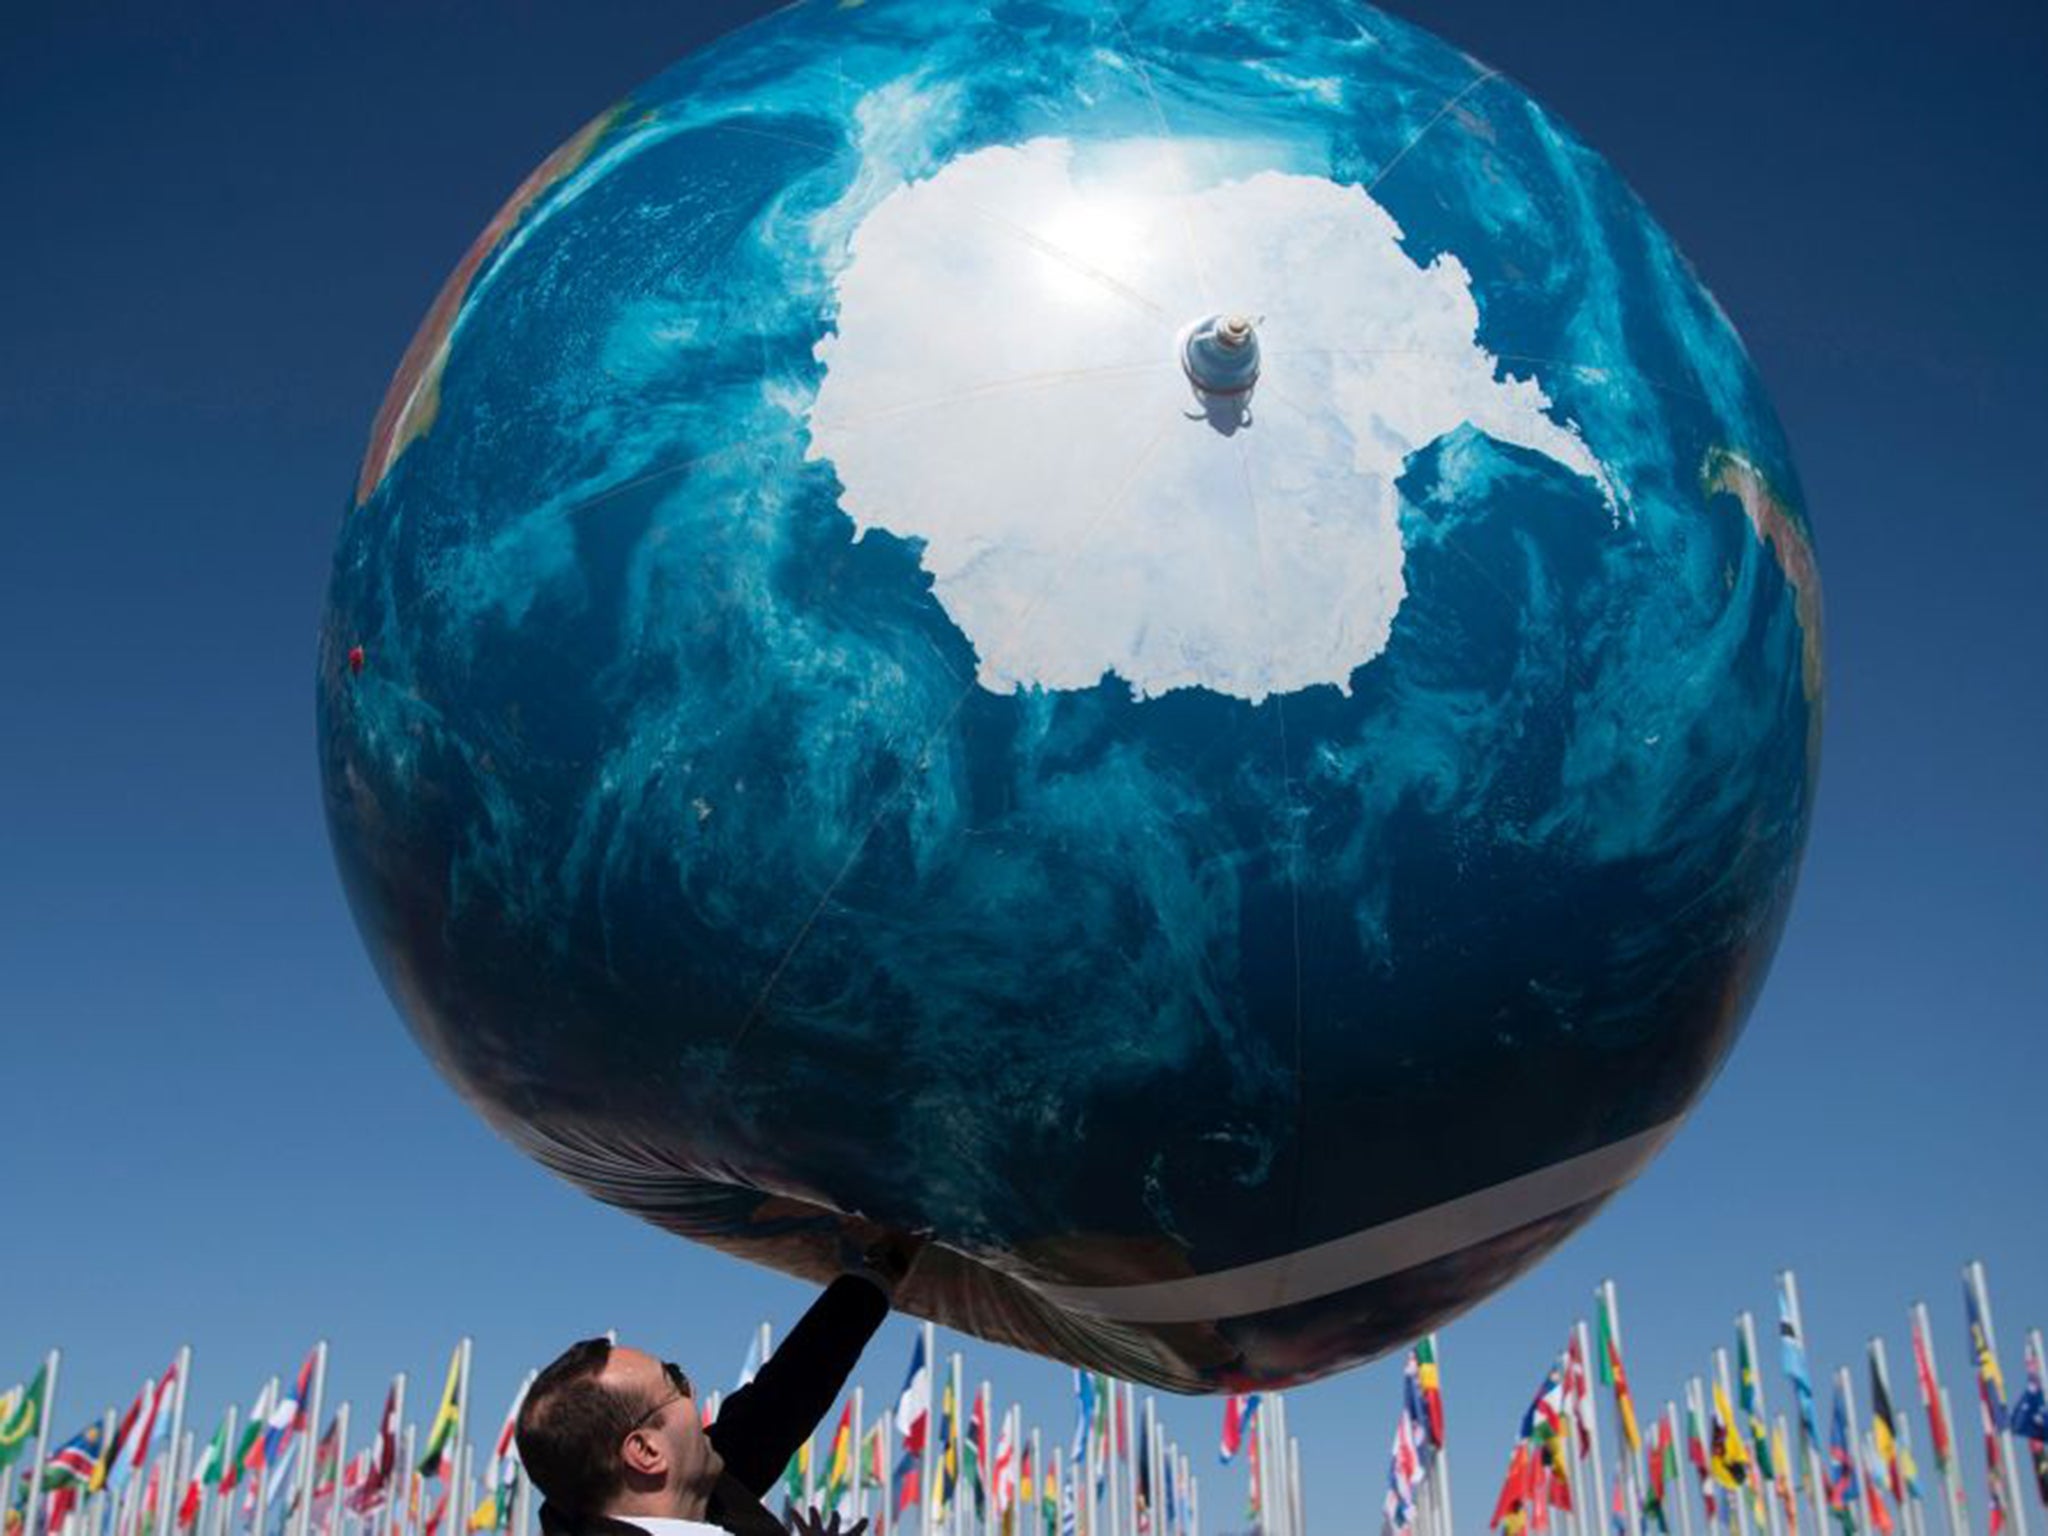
[627, 1362, 693, 1433]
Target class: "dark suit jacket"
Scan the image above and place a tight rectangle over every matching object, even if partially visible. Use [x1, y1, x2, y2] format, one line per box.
[539, 1275, 890, 1536]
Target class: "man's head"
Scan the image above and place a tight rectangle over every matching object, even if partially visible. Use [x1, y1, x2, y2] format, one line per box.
[517, 1340, 723, 1522]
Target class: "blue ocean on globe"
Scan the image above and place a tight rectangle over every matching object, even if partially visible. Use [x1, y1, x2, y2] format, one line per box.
[320, 0, 1822, 1391]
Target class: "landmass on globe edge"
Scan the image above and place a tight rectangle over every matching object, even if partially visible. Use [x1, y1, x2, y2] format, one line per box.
[323, 0, 1822, 1394]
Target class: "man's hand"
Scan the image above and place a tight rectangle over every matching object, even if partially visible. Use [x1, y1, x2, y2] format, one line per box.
[837, 1226, 929, 1295]
[861, 1230, 928, 1289]
[787, 1507, 869, 1536]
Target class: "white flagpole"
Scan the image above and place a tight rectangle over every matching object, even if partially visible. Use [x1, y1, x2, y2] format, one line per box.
[1668, 1402, 1695, 1536]
[1779, 1275, 1829, 1536]
[1122, 1387, 1137, 1536]
[854, 1389, 867, 1524]
[293, 1346, 329, 1536]
[1285, 1438, 1301, 1536]
[1911, 1305, 1968, 1536]
[1839, 1369, 1867, 1536]
[165, 1350, 193, 1536]
[254, 1378, 282, 1536]
[1740, 1316, 1785, 1536]
[1963, 1264, 2028, 1536]
[1869, 1339, 1921, 1536]
[1585, 1321, 1614, 1536]
[329, 1403, 351, 1536]
[206, 1407, 240, 1536]
[1103, 1388, 1120, 1536]
[1435, 1334, 1456, 1536]
[24, 1349, 60, 1536]
[1031, 1429, 1042, 1536]
[1716, 1352, 1754, 1536]
[1083, 1379, 1098, 1536]
[1605, 1284, 1646, 1536]
[451, 1344, 473, 1536]
[397, 1430, 415, 1536]
[921, 1327, 936, 1536]
[380, 1377, 407, 1536]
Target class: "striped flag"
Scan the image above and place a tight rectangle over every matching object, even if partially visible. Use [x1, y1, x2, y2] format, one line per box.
[45, 1420, 108, 1492]
[1598, 1288, 1643, 1454]
[418, 1344, 464, 1478]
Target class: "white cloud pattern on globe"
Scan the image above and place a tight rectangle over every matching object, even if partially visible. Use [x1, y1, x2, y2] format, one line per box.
[807, 136, 1618, 703]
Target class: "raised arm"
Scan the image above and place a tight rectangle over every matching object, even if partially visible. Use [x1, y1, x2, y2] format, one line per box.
[709, 1274, 891, 1497]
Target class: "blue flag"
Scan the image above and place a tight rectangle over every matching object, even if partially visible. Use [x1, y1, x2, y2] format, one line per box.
[2011, 1381, 2048, 1442]
[1777, 1282, 1821, 1446]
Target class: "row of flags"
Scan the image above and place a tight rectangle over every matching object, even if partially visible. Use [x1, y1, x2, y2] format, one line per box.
[1, 1340, 487, 1536]
[779, 1324, 1214, 1536]
[1479, 1263, 2048, 1536]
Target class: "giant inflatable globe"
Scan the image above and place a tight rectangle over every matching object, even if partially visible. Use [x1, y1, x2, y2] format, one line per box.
[321, 0, 1821, 1391]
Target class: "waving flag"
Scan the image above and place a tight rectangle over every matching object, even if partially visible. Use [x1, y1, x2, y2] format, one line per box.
[1965, 1279, 2009, 1430]
[1383, 1409, 1420, 1535]
[1644, 1415, 1675, 1534]
[1869, 1351, 1904, 1503]
[266, 1348, 318, 1469]
[1826, 1388, 1861, 1536]
[1779, 1282, 1822, 1447]
[1416, 1338, 1446, 1450]
[1563, 1331, 1595, 1457]
[1910, 1310, 1954, 1474]
[1218, 1394, 1256, 1465]
[823, 1399, 854, 1512]
[105, 1379, 154, 1495]
[1598, 1289, 1644, 1454]
[1740, 1329, 1775, 1481]
[178, 1408, 235, 1528]
[1711, 1381, 1751, 1491]
[418, 1344, 464, 1478]
[46, 1420, 109, 1492]
[0, 1367, 48, 1474]
[1404, 1350, 1440, 1468]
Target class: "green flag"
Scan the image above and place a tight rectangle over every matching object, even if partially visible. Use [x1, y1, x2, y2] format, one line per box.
[0, 1366, 48, 1470]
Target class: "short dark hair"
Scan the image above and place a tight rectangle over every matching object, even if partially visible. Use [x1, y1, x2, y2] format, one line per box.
[516, 1339, 656, 1518]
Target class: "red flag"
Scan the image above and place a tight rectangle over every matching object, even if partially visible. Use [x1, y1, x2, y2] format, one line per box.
[1493, 1444, 1532, 1529]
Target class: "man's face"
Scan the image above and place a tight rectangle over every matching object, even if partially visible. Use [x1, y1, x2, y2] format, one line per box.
[604, 1347, 723, 1500]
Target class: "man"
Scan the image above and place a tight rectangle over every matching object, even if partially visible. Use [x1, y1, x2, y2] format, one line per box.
[519, 1235, 922, 1536]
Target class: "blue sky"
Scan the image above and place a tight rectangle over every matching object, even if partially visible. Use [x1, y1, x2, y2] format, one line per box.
[2, 1, 2043, 1530]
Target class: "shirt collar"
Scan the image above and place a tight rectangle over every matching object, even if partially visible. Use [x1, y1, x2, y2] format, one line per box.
[613, 1518, 726, 1536]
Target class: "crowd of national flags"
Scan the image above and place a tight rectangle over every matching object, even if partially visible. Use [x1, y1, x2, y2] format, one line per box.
[14, 1256, 2040, 1536]
[1448, 1261, 2048, 1536]
[0, 1339, 521, 1536]
[752, 1322, 1236, 1536]
[0, 1322, 1266, 1536]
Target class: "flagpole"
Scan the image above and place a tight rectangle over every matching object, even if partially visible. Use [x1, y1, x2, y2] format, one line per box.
[1122, 1387, 1137, 1536]
[164, 1350, 193, 1536]
[381, 1378, 407, 1536]
[1778, 1275, 1829, 1536]
[1741, 1316, 1786, 1536]
[1870, 1339, 1922, 1536]
[920, 1327, 936, 1536]
[397, 1432, 414, 1536]
[1668, 1402, 1695, 1536]
[1841, 1369, 1870, 1536]
[1934, 1389, 1966, 1536]
[329, 1404, 350, 1536]
[1911, 1306, 1968, 1536]
[23, 1350, 59, 1536]
[1717, 1351, 1756, 1536]
[2026, 1335, 2048, 1518]
[293, 1346, 328, 1536]
[1963, 1263, 2028, 1536]
[1581, 1322, 1613, 1536]
[451, 1344, 473, 1536]
[1608, 1285, 1647, 1536]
